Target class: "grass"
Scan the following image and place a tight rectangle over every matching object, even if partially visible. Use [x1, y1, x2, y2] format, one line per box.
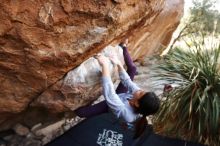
[151, 35, 220, 146]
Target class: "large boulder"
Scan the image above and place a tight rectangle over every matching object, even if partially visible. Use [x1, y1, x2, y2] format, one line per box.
[0, 0, 184, 129]
[32, 45, 124, 112]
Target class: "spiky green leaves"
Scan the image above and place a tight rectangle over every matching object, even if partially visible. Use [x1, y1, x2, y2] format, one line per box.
[152, 38, 220, 146]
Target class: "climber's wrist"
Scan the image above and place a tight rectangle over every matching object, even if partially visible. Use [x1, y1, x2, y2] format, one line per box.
[101, 64, 111, 77]
[101, 63, 108, 68]
[117, 64, 124, 72]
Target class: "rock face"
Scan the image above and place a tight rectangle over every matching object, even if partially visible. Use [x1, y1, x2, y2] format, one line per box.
[0, 0, 184, 129]
[32, 45, 124, 112]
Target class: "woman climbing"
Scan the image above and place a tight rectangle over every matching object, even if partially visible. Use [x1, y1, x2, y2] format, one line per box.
[75, 39, 160, 139]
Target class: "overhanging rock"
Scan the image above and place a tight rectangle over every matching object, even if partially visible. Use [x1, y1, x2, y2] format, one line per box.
[0, 0, 184, 130]
[32, 45, 124, 112]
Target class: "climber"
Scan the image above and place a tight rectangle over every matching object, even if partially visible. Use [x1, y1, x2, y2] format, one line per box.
[75, 39, 160, 139]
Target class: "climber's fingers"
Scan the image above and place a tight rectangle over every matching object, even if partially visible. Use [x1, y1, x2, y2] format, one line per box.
[95, 54, 109, 66]
[94, 53, 102, 59]
[109, 55, 122, 66]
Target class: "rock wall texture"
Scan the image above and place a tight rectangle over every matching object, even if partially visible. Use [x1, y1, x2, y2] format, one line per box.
[0, 0, 184, 130]
[32, 45, 124, 113]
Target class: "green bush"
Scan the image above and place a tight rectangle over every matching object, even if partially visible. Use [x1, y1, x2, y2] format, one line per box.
[152, 39, 220, 146]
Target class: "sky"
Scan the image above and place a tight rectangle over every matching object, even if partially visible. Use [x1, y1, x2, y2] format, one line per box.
[161, 0, 220, 55]
[184, 0, 220, 12]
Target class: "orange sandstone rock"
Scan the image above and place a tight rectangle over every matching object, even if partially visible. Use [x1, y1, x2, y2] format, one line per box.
[0, 0, 183, 127]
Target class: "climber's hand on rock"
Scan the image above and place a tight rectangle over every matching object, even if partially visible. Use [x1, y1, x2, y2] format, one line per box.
[109, 55, 122, 67]
[95, 54, 109, 67]
[95, 54, 111, 77]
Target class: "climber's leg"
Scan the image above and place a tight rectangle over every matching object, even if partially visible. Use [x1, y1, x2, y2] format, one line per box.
[75, 100, 108, 118]
[116, 45, 137, 94]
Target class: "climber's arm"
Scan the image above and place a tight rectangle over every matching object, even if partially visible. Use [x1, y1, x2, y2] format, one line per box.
[74, 55, 111, 118]
[96, 55, 126, 116]
[117, 64, 140, 94]
[109, 56, 140, 94]
[119, 45, 137, 80]
[116, 41, 137, 93]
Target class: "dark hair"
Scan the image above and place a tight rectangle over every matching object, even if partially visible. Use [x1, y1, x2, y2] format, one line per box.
[133, 92, 160, 139]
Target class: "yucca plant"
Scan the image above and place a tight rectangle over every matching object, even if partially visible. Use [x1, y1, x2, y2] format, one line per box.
[152, 36, 220, 146]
